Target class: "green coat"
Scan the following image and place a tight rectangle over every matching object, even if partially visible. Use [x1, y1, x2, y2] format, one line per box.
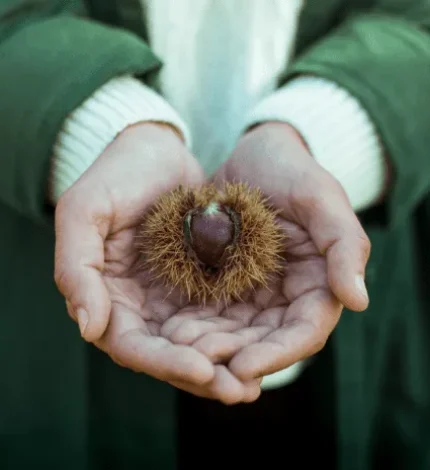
[1, 1, 430, 468]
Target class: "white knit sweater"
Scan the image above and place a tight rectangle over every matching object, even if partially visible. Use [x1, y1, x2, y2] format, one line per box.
[52, 0, 386, 390]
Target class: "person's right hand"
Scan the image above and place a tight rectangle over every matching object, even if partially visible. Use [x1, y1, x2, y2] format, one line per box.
[54, 123, 261, 404]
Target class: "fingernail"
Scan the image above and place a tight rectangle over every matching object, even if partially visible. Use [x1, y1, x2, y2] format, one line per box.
[355, 275, 368, 301]
[76, 308, 88, 337]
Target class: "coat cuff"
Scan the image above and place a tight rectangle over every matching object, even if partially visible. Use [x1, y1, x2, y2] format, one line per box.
[51, 76, 191, 203]
[243, 76, 387, 213]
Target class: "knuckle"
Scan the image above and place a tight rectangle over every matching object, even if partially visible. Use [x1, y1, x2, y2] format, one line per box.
[54, 267, 67, 293]
[108, 341, 136, 371]
[110, 352, 127, 369]
[65, 300, 77, 321]
[309, 336, 328, 357]
[357, 233, 372, 261]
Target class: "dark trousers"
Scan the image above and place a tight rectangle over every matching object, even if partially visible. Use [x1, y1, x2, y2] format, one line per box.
[178, 343, 336, 469]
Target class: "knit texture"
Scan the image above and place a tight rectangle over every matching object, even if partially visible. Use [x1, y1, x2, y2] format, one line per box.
[244, 76, 386, 213]
[51, 75, 190, 203]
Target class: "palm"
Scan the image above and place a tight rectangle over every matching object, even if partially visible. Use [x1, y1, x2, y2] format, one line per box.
[92, 224, 262, 401]
[144, 218, 340, 383]
[198, 122, 372, 382]
[91, 224, 207, 379]
[56, 122, 368, 401]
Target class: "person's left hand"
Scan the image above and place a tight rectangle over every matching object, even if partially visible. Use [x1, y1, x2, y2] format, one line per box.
[163, 122, 371, 385]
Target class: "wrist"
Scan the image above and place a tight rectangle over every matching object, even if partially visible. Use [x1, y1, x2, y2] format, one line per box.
[118, 121, 186, 148]
[243, 77, 387, 213]
[246, 121, 310, 152]
[51, 75, 191, 205]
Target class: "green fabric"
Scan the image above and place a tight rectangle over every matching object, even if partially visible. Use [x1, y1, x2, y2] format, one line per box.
[288, 12, 430, 229]
[0, 0, 160, 223]
[0, 1, 175, 469]
[1, 0, 430, 469]
[286, 3, 430, 469]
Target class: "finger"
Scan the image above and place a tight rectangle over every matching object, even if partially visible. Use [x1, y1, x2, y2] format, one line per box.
[55, 200, 110, 342]
[193, 326, 272, 363]
[161, 315, 240, 345]
[169, 365, 261, 405]
[326, 237, 370, 311]
[183, 151, 206, 187]
[97, 303, 215, 384]
[214, 147, 370, 311]
[109, 329, 215, 385]
[293, 170, 371, 312]
[229, 289, 342, 380]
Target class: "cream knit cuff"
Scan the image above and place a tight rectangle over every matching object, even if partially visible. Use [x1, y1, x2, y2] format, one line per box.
[51, 75, 191, 203]
[243, 76, 386, 213]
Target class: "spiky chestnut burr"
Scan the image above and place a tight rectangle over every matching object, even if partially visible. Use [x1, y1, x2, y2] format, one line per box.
[137, 183, 285, 303]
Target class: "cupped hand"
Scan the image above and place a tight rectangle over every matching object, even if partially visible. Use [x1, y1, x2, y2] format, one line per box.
[187, 121, 371, 382]
[54, 123, 261, 404]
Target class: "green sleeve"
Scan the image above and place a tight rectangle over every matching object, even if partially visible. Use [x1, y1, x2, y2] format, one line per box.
[0, 1, 161, 223]
[285, 8, 430, 227]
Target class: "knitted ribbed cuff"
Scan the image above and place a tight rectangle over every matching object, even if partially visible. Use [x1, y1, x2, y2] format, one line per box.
[51, 75, 191, 203]
[244, 76, 387, 213]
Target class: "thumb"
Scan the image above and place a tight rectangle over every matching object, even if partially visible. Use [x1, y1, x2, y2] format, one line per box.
[54, 198, 111, 342]
[294, 172, 371, 312]
[324, 234, 370, 312]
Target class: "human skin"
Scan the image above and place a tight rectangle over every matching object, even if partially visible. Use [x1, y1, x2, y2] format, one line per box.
[54, 121, 370, 403]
